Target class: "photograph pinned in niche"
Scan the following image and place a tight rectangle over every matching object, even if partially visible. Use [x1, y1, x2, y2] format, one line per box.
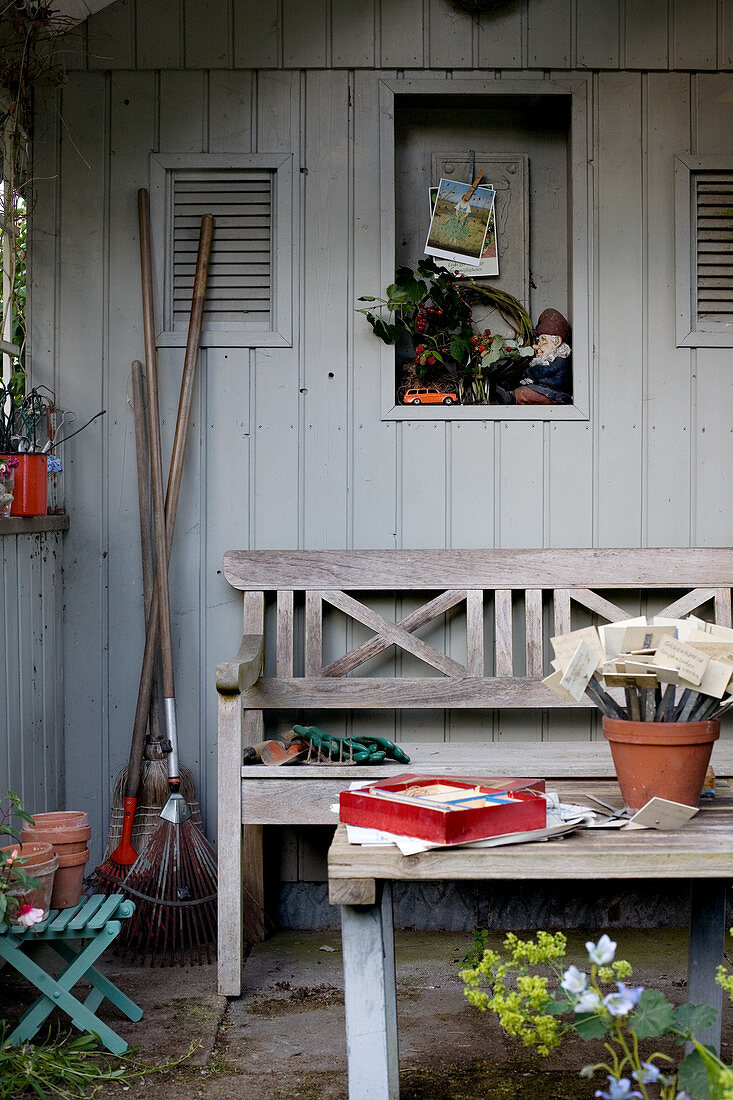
[429, 185, 499, 278]
[425, 177, 496, 268]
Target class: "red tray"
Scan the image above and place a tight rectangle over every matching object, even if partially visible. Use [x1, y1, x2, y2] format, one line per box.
[339, 774, 546, 845]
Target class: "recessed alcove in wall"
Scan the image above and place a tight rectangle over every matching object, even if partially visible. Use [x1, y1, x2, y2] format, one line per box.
[395, 94, 571, 319]
[373, 77, 590, 421]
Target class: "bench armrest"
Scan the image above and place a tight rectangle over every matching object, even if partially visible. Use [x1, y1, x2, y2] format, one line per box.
[216, 633, 264, 694]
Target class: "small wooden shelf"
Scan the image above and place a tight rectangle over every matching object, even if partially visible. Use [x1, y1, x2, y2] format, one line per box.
[0, 515, 70, 535]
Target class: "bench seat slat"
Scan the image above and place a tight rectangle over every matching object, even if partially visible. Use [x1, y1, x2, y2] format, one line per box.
[240, 676, 591, 708]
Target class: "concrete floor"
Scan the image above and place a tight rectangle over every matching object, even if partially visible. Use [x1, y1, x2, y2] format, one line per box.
[3, 926, 732, 1098]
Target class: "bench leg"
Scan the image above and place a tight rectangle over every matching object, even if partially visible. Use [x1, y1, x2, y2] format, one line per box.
[688, 880, 726, 1053]
[341, 882, 399, 1100]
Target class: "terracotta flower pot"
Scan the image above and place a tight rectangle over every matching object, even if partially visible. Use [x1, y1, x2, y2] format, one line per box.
[1, 840, 59, 915]
[602, 717, 720, 813]
[51, 848, 91, 909]
[20, 811, 91, 908]
[22, 811, 91, 855]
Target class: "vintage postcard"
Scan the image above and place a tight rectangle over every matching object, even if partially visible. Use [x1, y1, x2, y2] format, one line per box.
[425, 177, 496, 268]
[430, 185, 499, 278]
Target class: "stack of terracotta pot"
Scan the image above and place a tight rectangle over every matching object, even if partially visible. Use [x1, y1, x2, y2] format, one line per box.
[21, 811, 90, 909]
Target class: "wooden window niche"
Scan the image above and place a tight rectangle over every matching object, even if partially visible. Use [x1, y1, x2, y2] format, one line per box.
[374, 77, 591, 421]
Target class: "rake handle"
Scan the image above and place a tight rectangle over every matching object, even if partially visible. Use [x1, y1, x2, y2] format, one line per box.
[131, 360, 163, 749]
[123, 200, 213, 800]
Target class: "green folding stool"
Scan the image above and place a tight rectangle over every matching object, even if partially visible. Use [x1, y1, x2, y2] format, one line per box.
[0, 893, 143, 1054]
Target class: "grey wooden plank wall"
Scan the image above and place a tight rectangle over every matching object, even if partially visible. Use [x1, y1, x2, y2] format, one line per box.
[1, 533, 65, 818]
[26, 0, 733, 871]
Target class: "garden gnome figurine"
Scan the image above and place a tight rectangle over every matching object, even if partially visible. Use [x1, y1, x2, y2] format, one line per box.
[513, 308, 572, 405]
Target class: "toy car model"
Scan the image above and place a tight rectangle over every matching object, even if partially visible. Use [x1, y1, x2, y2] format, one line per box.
[403, 387, 458, 405]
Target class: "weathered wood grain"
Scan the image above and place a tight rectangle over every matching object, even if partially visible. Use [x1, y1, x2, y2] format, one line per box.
[224, 549, 733, 591]
[277, 591, 294, 677]
[240, 676, 590, 709]
[328, 806, 733, 881]
[321, 589, 467, 678]
[323, 590, 467, 677]
[494, 590, 513, 676]
[305, 591, 322, 677]
[217, 692, 245, 993]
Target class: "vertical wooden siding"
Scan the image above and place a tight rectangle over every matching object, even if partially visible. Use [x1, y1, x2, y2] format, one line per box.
[1, 533, 65, 815]
[28, 0, 733, 862]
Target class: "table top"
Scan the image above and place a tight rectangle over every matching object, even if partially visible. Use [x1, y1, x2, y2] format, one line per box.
[327, 779, 733, 893]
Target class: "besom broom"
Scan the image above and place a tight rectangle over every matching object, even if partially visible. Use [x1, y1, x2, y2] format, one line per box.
[118, 205, 217, 965]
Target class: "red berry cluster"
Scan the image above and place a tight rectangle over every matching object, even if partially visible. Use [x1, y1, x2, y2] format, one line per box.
[469, 328, 493, 355]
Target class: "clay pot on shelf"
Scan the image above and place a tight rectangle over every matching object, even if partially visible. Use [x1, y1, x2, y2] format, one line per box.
[0, 841, 59, 915]
[21, 811, 91, 909]
[602, 717, 720, 813]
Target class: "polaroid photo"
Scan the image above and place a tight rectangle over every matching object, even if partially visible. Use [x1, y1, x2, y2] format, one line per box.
[429, 184, 498, 278]
[425, 177, 496, 268]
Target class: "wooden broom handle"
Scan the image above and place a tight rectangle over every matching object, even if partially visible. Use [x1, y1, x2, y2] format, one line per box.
[124, 200, 214, 799]
[131, 360, 163, 750]
[138, 188, 175, 702]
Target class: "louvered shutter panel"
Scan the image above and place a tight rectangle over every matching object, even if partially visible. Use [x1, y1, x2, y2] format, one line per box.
[173, 170, 272, 331]
[150, 153, 292, 348]
[695, 173, 733, 326]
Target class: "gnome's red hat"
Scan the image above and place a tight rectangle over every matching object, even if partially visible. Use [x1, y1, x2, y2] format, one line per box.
[535, 308, 570, 341]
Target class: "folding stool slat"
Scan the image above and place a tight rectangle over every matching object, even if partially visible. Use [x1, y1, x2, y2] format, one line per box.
[86, 893, 126, 930]
[69, 895, 105, 929]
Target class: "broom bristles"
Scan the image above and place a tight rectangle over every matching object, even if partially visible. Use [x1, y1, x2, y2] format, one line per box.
[102, 758, 202, 862]
[117, 819, 218, 967]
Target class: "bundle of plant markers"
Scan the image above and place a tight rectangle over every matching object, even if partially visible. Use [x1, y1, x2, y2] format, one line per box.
[542, 614, 733, 722]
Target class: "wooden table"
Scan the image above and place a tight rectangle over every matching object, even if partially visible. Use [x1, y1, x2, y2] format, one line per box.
[328, 780, 733, 1100]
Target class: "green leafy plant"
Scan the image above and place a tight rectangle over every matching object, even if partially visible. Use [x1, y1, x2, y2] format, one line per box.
[0, 1024, 199, 1100]
[460, 930, 733, 1100]
[0, 790, 41, 929]
[357, 258, 534, 404]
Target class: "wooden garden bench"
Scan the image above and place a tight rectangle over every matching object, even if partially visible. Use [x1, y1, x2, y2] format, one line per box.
[0, 893, 142, 1053]
[216, 547, 733, 996]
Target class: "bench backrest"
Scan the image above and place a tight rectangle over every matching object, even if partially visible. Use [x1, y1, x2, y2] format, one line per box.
[222, 549, 733, 713]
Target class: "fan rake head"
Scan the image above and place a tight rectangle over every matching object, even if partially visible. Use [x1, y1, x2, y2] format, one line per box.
[117, 819, 217, 966]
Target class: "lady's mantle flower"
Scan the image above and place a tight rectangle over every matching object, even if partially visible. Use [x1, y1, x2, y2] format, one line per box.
[587, 934, 617, 965]
[561, 965, 587, 995]
[574, 990, 602, 1014]
[15, 902, 45, 927]
[632, 1063, 661, 1085]
[603, 983, 645, 1016]
[594, 1075, 642, 1100]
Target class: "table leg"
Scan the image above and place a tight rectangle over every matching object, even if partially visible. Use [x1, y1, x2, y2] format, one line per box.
[341, 882, 399, 1100]
[688, 880, 727, 1052]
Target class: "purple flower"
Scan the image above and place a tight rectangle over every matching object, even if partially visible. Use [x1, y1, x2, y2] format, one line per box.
[587, 935, 617, 965]
[617, 982, 644, 1005]
[632, 1062, 661, 1085]
[594, 1076, 642, 1100]
[603, 992, 635, 1017]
